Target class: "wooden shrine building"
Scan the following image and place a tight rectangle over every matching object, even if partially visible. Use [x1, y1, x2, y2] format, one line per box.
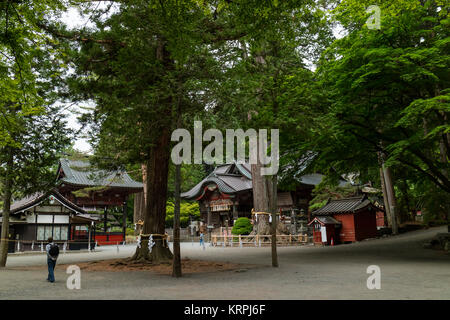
[181, 161, 348, 234]
[56, 158, 143, 244]
[309, 195, 380, 245]
[0, 190, 99, 253]
[181, 162, 253, 232]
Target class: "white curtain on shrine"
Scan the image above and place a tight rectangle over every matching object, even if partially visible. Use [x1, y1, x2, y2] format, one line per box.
[320, 226, 327, 243]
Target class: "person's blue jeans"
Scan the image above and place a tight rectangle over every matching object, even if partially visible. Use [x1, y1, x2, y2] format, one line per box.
[47, 258, 56, 282]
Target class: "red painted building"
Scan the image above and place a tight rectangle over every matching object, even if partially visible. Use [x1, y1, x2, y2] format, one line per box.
[311, 196, 380, 244]
[308, 216, 341, 245]
[56, 158, 143, 244]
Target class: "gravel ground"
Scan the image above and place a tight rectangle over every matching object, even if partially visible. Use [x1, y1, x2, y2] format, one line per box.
[0, 226, 449, 300]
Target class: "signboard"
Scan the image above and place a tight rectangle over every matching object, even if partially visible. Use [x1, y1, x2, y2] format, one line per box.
[210, 199, 233, 212]
[320, 226, 327, 243]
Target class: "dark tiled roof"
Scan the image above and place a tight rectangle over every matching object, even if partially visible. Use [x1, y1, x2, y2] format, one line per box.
[6, 190, 88, 215]
[57, 158, 143, 190]
[181, 160, 342, 200]
[313, 196, 375, 215]
[308, 216, 342, 225]
[181, 163, 251, 200]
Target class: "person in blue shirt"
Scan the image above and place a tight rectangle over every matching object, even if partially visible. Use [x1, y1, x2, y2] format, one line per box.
[46, 237, 59, 283]
[199, 232, 204, 248]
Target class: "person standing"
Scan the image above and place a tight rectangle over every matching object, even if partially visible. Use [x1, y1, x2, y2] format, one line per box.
[46, 237, 59, 283]
[199, 232, 204, 248]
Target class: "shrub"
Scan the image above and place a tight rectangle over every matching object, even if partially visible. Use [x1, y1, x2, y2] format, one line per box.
[231, 217, 253, 235]
[165, 201, 201, 228]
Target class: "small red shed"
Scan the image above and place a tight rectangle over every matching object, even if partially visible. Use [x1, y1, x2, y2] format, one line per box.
[311, 196, 379, 243]
[308, 216, 341, 245]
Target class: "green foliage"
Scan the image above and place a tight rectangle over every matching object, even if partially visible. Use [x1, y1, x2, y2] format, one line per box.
[126, 228, 135, 236]
[165, 201, 201, 228]
[314, 0, 450, 194]
[231, 217, 253, 235]
[0, 1, 73, 201]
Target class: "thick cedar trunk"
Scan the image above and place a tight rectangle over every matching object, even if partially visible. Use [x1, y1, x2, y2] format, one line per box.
[378, 146, 399, 234]
[131, 35, 174, 263]
[250, 155, 271, 236]
[379, 166, 391, 227]
[133, 164, 147, 235]
[130, 127, 173, 263]
[383, 164, 399, 235]
[0, 149, 13, 267]
[172, 163, 182, 277]
[133, 191, 145, 235]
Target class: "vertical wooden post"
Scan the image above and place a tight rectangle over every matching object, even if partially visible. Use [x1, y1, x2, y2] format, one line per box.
[88, 222, 92, 251]
[103, 206, 107, 233]
[122, 197, 127, 243]
[206, 203, 212, 243]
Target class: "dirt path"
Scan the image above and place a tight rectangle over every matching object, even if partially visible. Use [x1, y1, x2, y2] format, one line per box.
[0, 226, 448, 300]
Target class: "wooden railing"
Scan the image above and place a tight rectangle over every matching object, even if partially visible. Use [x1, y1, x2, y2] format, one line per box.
[211, 234, 309, 247]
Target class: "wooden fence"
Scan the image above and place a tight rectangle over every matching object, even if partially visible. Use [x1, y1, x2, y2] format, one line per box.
[211, 234, 309, 247]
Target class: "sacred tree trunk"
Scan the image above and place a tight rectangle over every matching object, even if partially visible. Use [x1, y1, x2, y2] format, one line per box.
[133, 164, 147, 235]
[0, 149, 13, 267]
[131, 127, 173, 263]
[250, 160, 271, 237]
[378, 153, 391, 227]
[133, 191, 145, 236]
[382, 164, 399, 235]
[378, 148, 399, 234]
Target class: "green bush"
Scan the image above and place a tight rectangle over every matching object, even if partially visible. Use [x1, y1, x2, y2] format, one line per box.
[165, 201, 201, 228]
[231, 217, 253, 235]
[126, 227, 135, 236]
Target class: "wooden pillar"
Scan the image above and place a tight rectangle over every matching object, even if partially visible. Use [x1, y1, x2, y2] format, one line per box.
[207, 203, 212, 242]
[122, 198, 127, 243]
[103, 206, 107, 233]
[88, 222, 92, 250]
[92, 223, 96, 247]
[291, 209, 296, 234]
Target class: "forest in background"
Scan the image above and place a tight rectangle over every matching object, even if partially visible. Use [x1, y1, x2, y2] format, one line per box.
[1, 0, 449, 266]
